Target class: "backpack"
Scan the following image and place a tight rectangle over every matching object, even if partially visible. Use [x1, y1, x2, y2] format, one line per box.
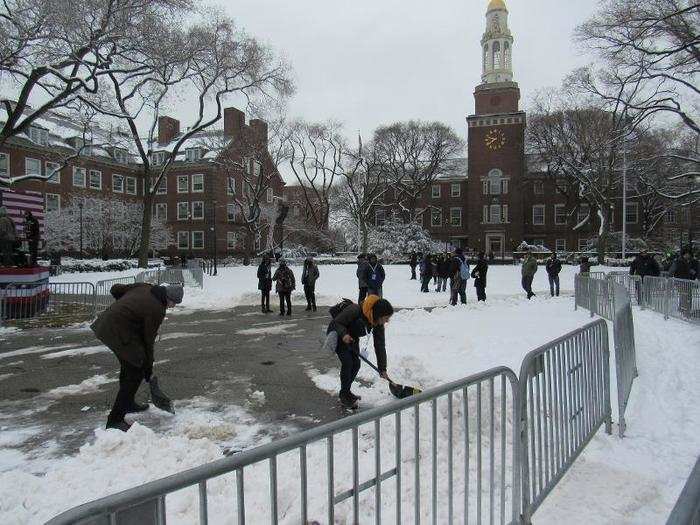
[459, 259, 470, 280]
[329, 298, 353, 318]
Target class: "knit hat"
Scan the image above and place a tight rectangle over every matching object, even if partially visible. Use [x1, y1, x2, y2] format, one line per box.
[165, 285, 184, 304]
[372, 298, 394, 319]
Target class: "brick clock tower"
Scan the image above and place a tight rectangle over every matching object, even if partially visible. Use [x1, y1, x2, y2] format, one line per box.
[466, 0, 526, 257]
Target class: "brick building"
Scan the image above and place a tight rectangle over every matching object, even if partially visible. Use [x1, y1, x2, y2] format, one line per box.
[0, 105, 285, 258]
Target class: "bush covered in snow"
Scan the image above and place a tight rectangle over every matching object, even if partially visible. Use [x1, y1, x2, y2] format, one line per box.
[367, 220, 443, 260]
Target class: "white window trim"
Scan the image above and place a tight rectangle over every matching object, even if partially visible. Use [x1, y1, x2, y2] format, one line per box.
[554, 204, 567, 225]
[72, 166, 86, 187]
[191, 201, 204, 220]
[431, 185, 441, 198]
[450, 207, 462, 227]
[431, 208, 442, 227]
[192, 231, 204, 250]
[227, 177, 236, 196]
[155, 177, 167, 195]
[227, 203, 237, 222]
[177, 202, 189, 221]
[125, 176, 137, 195]
[577, 205, 590, 224]
[555, 239, 566, 252]
[534, 181, 544, 194]
[177, 175, 189, 194]
[451, 183, 461, 197]
[532, 205, 545, 225]
[482, 180, 489, 195]
[0, 152, 8, 177]
[88, 169, 102, 190]
[191, 173, 204, 193]
[154, 203, 167, 220]
[625, 202, 639, 224]
[45, 161, 61, 184]
[578, 238, 588, 252]
[227, 231, 237, 250]
[177, 231, 189, 250]
[25, 157, 42, 177]
[489, 204, 501, 225]
[29, 126, 49, 146]
[45, 193, 61, 213]
[112, 174, 124, 193]
[266, 188, 273, 203]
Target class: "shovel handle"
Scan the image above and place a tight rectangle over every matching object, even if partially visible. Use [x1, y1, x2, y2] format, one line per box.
[357, 353, 394, 384]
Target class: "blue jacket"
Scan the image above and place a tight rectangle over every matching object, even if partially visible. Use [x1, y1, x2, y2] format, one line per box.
[364, 263, 385, 290]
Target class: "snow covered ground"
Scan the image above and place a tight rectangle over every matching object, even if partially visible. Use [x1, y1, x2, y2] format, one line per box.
[1, 264, 696, 524]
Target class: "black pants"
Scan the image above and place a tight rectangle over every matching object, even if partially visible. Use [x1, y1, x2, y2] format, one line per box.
[336, 344, 361, 395]
[421, 276, 431, 292]
[279, 292, 292, 314]
[261, 290, 270, 311]
[358, 287, 368, 303]
[108, 359, 144, 425]
[476, 284, 486, 302]
[548, 275, 560, 297]
[410, 266, 417, 280]
[304, 285, 316, 309]
[28, 240, 38, 266]
[522, 275, 535, 299]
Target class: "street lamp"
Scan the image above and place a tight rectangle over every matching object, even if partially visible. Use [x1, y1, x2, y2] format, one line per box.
[78, 200, 84, 259]
[211, 199, 218, 276]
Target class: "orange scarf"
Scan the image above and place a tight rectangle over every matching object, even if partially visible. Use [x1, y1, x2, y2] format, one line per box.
[362, 294, 381, 326]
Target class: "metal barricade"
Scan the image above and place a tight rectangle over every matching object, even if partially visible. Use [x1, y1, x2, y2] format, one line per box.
[589, 278, 613, 321]
[666, 456, 700, 525]
[574, 274, 590, 312]
[94, 276, 137, 313]
[606, 272, 642, 306]
[610, 282, 638, 438]
[47, 367, 520, 525]
[641, 276, 669, 319]
[667, 278, 700, 324]
[136, 270, 160, 284]
[518, 319, 612, 523]
[1, 281, 97, 327]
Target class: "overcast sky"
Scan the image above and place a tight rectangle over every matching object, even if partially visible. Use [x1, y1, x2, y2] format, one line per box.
[213, 0, 601, 145]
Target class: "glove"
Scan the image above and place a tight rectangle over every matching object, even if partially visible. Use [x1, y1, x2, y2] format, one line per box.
[143, 364, 153, 383]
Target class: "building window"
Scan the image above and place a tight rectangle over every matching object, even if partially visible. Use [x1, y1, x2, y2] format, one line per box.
[227, 204, 237, 222]
[191, 201, 204, 220]
[431, 208, 442, 227]
[151, 151, 166, 166]
[25, 157, 42, 177]
[46, 162, 61, 184]
[492, 40, 501, 69]
[177, 175, 189, 193]
[489, 204, 501, 224]
[450, 207, 462, 227]
[625, 202, 638, 224]
[191, 173, 204, 193]
[72, 167, 86, 187]
[451, 183, 460, 197]
[254, 160, 261, 177]
[482, 180, 489, 195]
[177, 231, 189, 250]
[227, 177, 236, 195]
[555, 239, 566, 252]
[489, 178, 501, 195]
[534, 181, 544, 194]
[45, 193, 60, 212]
[153, 203, 167, 220]
[0, 152, 8, 177]
[375, 209, 386, 226]
[112, 174, 124, 193]
[501, 179, 509, 194]
[578, 238, 589, 252]
[29, 126, 49, 146]
[266, 188, 273, 203]
[554, 204, 567, 225]
[88, 169, 102, 190]
[415, 209, 423, 226]
[192, 231, 204, 250]
[431, 185, 440, 198]
[186, 148, 202, 162]
[227, 231, 237, 250]
[154, 177, 167, 195]
[532, 205, 545, 225]
[666, 209, 676, 224]
[177, 202, 189, 220]
[125, 176, 137, 195]
[577, 204, 589, 224]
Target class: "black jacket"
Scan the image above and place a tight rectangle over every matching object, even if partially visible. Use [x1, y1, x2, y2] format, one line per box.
[630, 255, 660, 278]
[332, 304, 387, 372]
[546, 258, 562, 276]
[471, 259, 488, 287]
[363, 263, 385, 290]
[670, 257, 699, 280]
[257, 261, 272, 291]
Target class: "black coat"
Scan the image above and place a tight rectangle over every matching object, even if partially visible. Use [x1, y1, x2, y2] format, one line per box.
[630, 255, 660, 278]
[546, 258, 562, 276]
[332, 304, 387, 372]
[471, 259, 488, 287]
[670, 257, 699, 280]
[363, 263, 385, 290]
[257, 261, 272, 291]
[438, 259, 451, 278]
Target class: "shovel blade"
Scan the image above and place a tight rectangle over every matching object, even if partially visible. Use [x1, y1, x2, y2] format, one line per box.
[389, 382, 421, 399]
[149, 376, 175, 414]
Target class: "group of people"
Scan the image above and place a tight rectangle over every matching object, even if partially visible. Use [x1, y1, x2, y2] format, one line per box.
[0, 207, 40, 266]
[256, 254, 320, 315]
[407, 250, 488, 303]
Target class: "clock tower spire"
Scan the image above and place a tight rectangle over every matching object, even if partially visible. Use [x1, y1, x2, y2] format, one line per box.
[481, 0, 514, 84]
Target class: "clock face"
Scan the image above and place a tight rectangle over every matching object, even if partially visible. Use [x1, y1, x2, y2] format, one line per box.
[484, 129, 506, 150]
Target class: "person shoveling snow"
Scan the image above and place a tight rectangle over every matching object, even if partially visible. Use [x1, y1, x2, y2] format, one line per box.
[91, 283, 183, 432]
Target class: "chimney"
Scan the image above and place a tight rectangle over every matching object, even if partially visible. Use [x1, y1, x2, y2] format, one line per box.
[249, 119, 269, 146]
[158, 116, 180, 146]
[224, 107, 246, 138]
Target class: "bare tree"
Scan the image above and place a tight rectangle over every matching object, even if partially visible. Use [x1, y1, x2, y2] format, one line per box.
[79, 11, 293, 266]
[373, 120, 464, 222]
[0, 0, 193, 147]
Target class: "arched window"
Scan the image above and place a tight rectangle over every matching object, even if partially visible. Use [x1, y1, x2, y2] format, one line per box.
[483, 44, 489, 70]
[492, 15, 500, 31]
[504, 42, 511, 68]
[492, 41, 501, 69]
[488, 169, 503, 195]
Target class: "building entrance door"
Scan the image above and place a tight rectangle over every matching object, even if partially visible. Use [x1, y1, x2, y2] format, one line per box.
[486, 234, 504, 258]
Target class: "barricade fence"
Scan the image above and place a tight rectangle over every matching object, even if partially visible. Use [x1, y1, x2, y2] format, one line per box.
[47, 321, 618, 525]
[606, 272, 642, 306]
[667, 278, 700, 324]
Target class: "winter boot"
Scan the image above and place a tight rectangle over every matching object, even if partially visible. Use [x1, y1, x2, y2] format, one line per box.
[305, 304, 312, 311]
[339, 392, 359, 409]
[349, 391, 362, 401]
[125, 402, 149, 414]
[106, 420, 132, 432]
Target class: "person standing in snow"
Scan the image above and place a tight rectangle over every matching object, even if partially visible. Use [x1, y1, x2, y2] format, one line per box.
[409, 252, 418, 280]
[301, 256, 320, 312]
[669, 247, 699, 317]
[579, 256, 592, 274]
[449, 248, 469, 305]
[0, 206, 17, 266]
[521, 249, 538, 300]
[438, 254, 450, 292]
[257, 254, 273, 313]
[329, 295, 394, 409]
[363, 253, 385, 297]
[629, 249, 660, 303]
[273, 258, 296, 316]
[420, 254, 433, 293]
[545, 252, 563, 297]
[357, 253, 369, 303]
[23, 210, 40, 266]
[471, 251, 488, 301]
[91, 283, 183, 431]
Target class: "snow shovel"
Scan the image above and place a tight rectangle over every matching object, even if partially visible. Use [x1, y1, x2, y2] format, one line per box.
[149, 375, 175, 414]
[358, 354, 421, 399]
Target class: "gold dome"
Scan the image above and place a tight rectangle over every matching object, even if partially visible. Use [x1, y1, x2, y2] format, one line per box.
[487, 0, 507, 11]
